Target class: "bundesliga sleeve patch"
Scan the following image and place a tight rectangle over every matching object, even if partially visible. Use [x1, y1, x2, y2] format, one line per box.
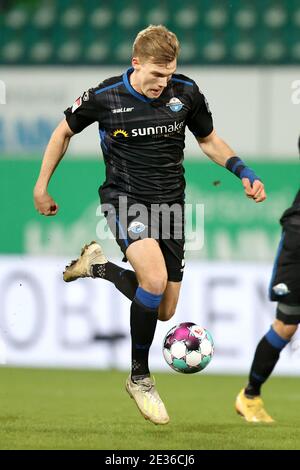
[71, 96, 82, 113]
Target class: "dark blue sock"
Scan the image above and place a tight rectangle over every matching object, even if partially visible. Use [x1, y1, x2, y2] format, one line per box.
[92, 262, 138, 300]
[130, 287, 163, 380]
[245, 326, 289, 397]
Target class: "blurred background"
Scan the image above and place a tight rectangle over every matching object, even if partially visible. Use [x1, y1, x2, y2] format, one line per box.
[0, 0, 299, 374]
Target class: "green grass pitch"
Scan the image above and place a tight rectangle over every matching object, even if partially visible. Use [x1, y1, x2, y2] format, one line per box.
[0, 368, 299, 450]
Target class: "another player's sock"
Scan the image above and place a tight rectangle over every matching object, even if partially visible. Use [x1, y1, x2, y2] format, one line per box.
[130, 287, 163, 381]
[245, 326, 289, 397]
[92, 262, 138, 300]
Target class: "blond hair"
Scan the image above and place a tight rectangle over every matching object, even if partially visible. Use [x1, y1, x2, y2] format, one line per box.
[133, 25, 180, 64]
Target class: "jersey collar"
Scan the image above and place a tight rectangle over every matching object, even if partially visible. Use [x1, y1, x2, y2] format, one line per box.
[122, 67, 156, 103]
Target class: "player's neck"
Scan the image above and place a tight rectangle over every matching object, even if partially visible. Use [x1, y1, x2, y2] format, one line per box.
[129, 70, 143, 96]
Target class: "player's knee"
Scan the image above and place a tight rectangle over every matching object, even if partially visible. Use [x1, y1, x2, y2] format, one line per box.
[273, 319, 298, 340]
[140, 273, 168, 295]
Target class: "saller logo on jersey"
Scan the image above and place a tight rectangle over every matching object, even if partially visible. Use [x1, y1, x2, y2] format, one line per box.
[112, 107, 134, 114]
[166, 97, 183, 112]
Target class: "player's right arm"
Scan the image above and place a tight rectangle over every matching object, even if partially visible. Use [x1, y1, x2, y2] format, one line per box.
[34, 87, 99, 216]
[33, 119, 74, 216]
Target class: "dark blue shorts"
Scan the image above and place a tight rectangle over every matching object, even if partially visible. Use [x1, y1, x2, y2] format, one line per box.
[101, 196, 185, 282]
[269, 227, 300, 309]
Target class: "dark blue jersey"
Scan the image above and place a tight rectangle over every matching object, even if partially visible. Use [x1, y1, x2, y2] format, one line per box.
[270, 189, 300, 304]
[280, 189, 300, 231]
[64, 67, 213, 203]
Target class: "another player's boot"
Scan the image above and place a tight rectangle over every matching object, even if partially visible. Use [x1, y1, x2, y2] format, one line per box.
[125, 375, 170, 425]
[235, 388, 274, 423]
[63, 241, 107, 282]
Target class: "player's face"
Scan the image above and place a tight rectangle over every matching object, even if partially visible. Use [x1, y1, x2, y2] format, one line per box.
[132, 58, 177, 99]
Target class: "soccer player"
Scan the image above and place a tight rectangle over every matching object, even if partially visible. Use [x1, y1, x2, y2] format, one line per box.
[34, 25, 266, 425]
[236, 138, 300, 423]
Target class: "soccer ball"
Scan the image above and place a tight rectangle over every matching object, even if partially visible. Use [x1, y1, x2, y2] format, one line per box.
[162, 322, 214, 374]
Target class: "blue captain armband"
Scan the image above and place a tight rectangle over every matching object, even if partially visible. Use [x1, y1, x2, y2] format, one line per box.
[225, 156, 261, 186]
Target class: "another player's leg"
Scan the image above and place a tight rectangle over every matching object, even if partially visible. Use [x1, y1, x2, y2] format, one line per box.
[236, 315, 298, 423]
[124, 238, 170, 425]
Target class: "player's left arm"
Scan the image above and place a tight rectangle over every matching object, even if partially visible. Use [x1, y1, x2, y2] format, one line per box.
[197, 130, 266, 203]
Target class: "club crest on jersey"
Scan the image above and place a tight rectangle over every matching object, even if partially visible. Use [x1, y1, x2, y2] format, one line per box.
[166, 97, 183, 112]
[128, 221, 146, 234]
[72, 97, 82, 113]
